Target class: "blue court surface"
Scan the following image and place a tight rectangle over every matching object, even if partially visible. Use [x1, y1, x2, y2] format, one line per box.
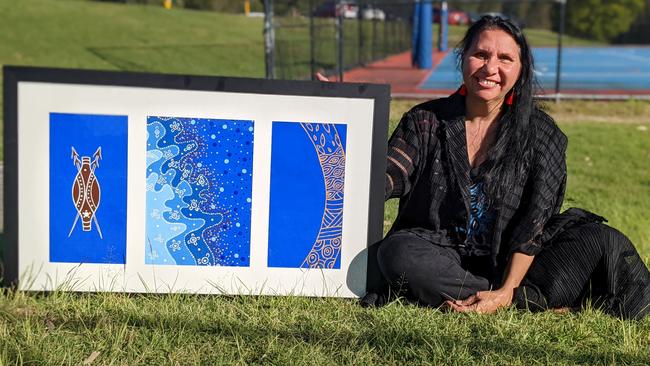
[420, 47, 650, 94]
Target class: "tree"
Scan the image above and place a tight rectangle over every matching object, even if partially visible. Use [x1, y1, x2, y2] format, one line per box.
[566, 0, 645, 41]
[524, 1, 553, 29]
[615, 0, 650, 43]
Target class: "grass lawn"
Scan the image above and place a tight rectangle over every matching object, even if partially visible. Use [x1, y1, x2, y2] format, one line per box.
[0, 0, 265, 76]
[2, 100, 648, 365]
[1, 289, 648, 365]
[0, 0, 266, 154]
[1, 1, 648, 364]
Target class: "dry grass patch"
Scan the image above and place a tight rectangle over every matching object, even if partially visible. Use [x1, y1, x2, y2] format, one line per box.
[543, 99, 650, 124]
[390, 99, 650, 125]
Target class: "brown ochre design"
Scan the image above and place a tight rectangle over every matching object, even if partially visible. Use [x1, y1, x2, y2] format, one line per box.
[300, 123, 346, 269]
[69, 146, 103, 239]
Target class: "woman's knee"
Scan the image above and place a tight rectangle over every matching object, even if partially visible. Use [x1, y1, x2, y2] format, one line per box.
[558, 223, 628, 256]
[581, 223, 633, 254]
[376, 233, 459, 284]
[376, 235, 413, 281]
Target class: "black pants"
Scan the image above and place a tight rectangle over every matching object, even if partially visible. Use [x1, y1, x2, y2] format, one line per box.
[376, 222, 650, 320]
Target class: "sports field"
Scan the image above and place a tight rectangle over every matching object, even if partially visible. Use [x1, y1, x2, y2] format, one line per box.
[0, 1, 649, 365]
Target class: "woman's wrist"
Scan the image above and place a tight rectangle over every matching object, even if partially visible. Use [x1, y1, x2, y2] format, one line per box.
[500, 252, 535, 294]
[499, 282, 520, 292]
[497, 282, 522, 308]
[495, 287, 515, 304]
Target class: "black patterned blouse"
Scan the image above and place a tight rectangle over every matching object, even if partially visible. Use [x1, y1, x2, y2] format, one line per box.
[384, 93, 568, 269]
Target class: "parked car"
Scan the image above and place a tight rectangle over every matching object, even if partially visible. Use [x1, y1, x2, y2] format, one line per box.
[433, 8, 470, 25]
[360, 4, 386, 20]
[313, 1, 358, 19]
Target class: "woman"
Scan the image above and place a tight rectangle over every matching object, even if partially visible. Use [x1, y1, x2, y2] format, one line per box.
[363, 16, 649, 319]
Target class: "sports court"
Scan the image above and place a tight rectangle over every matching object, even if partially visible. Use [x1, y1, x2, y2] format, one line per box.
[343, 47, 650, 98]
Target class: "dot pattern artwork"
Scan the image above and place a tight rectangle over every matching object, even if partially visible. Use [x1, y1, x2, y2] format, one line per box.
[145, 116, 254, 266]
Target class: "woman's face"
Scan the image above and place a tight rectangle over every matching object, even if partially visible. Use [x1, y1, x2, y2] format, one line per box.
[462, 29, 522, 105]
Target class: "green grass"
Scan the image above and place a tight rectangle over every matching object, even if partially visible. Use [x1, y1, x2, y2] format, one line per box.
[1, 101, 649, 365]
[1, 289, 649, 365]
[523, 28, 605, 47]
[0, 0, 265, 75]
[0, 2, 648, 364]
[0, 0, 265, 153]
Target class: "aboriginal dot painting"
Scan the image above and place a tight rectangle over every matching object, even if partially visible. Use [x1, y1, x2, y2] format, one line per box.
[268, 122, 347, 269]
[146, 116, 254, 266]
[49, 113, 128, 264]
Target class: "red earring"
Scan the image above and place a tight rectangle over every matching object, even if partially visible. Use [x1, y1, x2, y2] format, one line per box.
[457, 84, 467, 96]
[506, 91, 515, 105]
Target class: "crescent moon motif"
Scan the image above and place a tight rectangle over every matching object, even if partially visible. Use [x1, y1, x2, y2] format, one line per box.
[299, 123, 346, 269]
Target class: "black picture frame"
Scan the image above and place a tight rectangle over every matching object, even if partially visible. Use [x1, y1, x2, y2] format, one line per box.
[2, 66, 390, 294]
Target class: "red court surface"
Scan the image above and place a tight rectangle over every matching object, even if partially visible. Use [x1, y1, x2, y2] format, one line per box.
[336, 51, 451, 99]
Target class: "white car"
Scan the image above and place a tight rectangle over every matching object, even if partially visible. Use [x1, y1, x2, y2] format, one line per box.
[338, 2, 359, 19]
[362, 7, 386, 20]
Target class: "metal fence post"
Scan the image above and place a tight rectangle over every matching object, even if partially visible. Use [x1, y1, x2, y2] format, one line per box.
[337, 1, 344, 81]
[383, 12, 388, 58]
[372, 13, 378, 61]
[412, 0, 421, 66]
[263, 0, 275, 79]
[417, 0, 432, 68]
[358, 0, 364, 66]
[309, 0, 315, 80]
[555, 0, 566, 102]
[439, 0, 449, 52]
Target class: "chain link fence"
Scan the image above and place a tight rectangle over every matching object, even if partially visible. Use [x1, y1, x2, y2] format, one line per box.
[265, 0, 414, 81]
[263, 1, 575, 97]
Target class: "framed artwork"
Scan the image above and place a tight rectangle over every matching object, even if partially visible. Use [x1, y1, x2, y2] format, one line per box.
[3, 66, 389, 297]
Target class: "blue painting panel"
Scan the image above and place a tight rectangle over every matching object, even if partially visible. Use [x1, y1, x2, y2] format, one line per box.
[49, 113, 128, 264]
[268, 122, 347, 269]
[146, 117, 254, 267]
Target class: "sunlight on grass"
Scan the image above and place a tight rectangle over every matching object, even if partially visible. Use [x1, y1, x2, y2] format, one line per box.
[3, 99, 648, 365]
[0, 1, 648, 364]
[0, 288, 648, 364]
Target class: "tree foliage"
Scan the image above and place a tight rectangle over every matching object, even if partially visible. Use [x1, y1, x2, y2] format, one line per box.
[566, 0, 645, 41]
[615, 0, 650, 43]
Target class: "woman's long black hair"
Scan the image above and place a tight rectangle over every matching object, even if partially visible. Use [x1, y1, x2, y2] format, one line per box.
[456, 15, 538, 202]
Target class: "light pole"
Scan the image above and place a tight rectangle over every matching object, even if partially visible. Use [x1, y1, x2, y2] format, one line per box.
[555, 0, 566, 102]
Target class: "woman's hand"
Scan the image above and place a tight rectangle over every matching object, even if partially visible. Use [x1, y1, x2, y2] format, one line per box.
[446, 288, 514, 314]
[315, 72, 330, 82]
[446, 252, 534, 314]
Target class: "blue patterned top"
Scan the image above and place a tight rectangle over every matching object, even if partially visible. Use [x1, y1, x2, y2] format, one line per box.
[448, 166, 496, 256]
[461, 178, 495, 256]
